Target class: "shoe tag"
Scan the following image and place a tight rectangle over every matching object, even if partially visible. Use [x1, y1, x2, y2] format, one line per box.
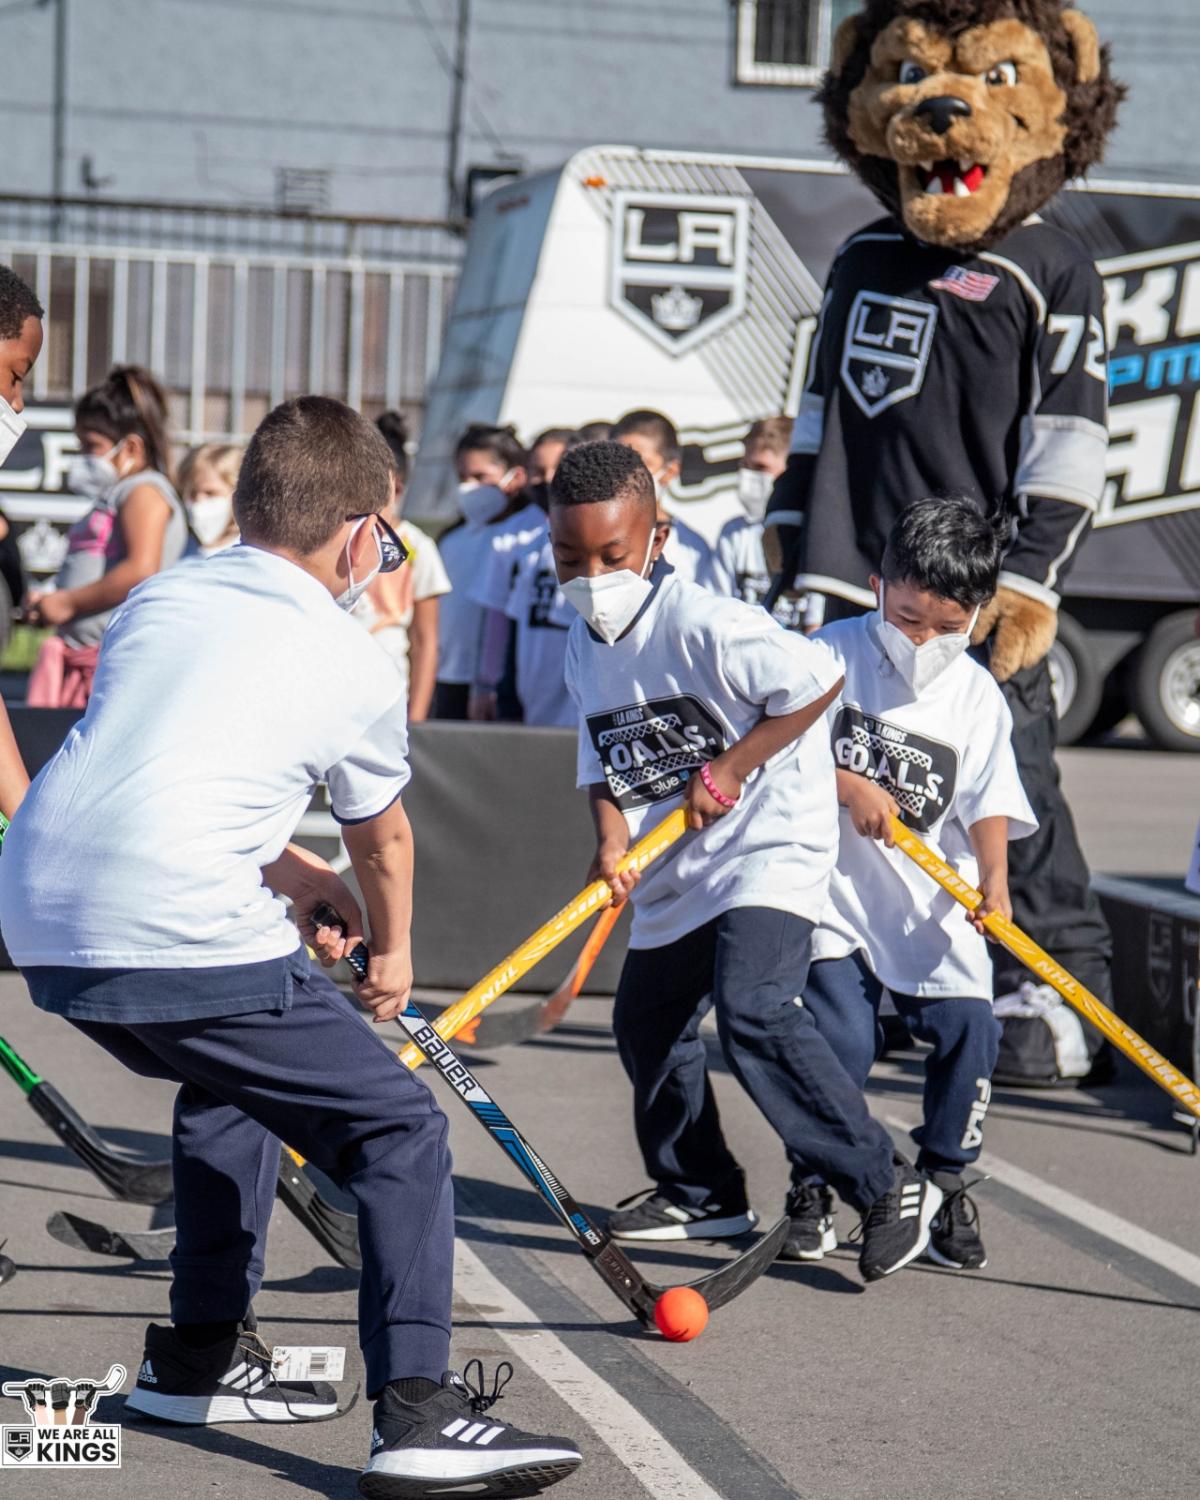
[271, 1346, 346, 1381]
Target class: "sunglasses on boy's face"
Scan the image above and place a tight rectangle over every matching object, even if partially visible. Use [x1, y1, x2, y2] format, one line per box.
[347, 512, 409, 572]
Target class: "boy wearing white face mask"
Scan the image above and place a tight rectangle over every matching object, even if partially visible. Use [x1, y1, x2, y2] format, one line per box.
[785, 498, 1037, 1273]
[554, 441, 943, 1284]
[712, 417, 820, 631]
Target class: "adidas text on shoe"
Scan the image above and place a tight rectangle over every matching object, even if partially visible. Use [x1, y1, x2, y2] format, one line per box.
[124, 1322, 339, 1424]
[359, 1363, 581, 1499]
[607, 1188, 756, 1242]
[858, 1159, 943, 1283]
[926, 1176, 988, 1270]
[779, 1182, 837, 1262]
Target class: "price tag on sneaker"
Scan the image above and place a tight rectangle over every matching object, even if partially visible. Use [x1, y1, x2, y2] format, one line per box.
[271, 1346, 346, 1381]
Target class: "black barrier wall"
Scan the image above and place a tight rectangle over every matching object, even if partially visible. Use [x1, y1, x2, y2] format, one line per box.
[3, 712, 630, 994]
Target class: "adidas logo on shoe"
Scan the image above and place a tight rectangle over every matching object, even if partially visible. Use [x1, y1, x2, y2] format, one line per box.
[899, 1183, 923, 1221]
[371, 1427, 384, 1452]
[440, 1417, 508, 1447]
[137, 1361, 157, 1386]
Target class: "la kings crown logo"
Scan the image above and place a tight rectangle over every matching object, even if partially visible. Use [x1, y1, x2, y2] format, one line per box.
[610, 192, 749, 356]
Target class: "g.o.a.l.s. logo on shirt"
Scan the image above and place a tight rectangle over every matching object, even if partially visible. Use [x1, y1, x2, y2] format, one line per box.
[610, 192, 749, 357]
[587, 695, 726, 810]
[832, 705, 958, 833]
[840, 291, 938, 418]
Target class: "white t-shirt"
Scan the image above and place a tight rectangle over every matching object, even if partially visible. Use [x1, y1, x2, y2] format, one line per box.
[812, 613, 1038, 999]
[712, 516, 816, 631]
[663, 513, 717, 590]
[354, 520, 452, 689]
[565, 567, 843, 949]
[438, 505, 546, 684]
[0, 545, 410, 968]
[504, 536, 575, 727]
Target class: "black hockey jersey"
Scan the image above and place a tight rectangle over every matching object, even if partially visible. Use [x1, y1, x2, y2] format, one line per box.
[766, 216, 1108, 609]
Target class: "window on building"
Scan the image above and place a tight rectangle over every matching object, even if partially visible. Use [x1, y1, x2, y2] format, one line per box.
[734, 0, 859, 87]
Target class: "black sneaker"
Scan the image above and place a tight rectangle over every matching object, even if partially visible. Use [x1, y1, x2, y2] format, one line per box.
[927, 1176, 988, 1270]
[124, 1321, 339, 1423]
[359, 1363, 582, 1498]
[606, 1185, 756, 1242]
[857, 1157, 943, 1283]
[779, 1182, 837, 1261]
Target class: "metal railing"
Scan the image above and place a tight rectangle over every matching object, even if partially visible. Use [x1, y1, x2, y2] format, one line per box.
[0, 195, 465, 445]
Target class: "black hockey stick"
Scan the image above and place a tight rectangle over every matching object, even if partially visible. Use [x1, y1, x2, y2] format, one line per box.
[315, 905, 787, 1330]
[0, 1035, 174, 1205]
[0, 1238, 14, 1287]
[46, 1150, 363, 1271]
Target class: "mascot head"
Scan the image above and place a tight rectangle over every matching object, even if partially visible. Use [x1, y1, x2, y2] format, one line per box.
[821, 0, 1124, 252]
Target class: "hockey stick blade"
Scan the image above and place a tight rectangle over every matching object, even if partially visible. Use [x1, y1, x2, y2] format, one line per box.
[275, 1153, 361, 1271]
[46, 1210, 175, 1263]
[659, 1214, 790, 1311]
[0, 1253, 14, 1287]
[27, 1082, 174, 1205]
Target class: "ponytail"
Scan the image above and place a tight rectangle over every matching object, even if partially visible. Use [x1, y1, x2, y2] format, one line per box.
[75, 364, 172, 478]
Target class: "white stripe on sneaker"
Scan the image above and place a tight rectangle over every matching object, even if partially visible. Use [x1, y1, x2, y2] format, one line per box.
[458, 1421, 487, 1443]
[476, 1425, 504, 1446]
[441, 1418, 468, 1438]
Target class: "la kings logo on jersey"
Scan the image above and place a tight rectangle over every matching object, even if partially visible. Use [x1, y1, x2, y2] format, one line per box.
[587, 695, 726, 810]
[832, 704, 958, 832]
[840, 291, 938, 417]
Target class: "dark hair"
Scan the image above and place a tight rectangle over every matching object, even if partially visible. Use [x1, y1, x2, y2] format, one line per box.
[881, 497, 1006, 608]
[75, 365, 171, 476]
[0, 264, 43, 342]
[454, 422, 528, 471]
[550, 439, 655, 513]
[235, 396, 393, 556]
[745, 416, 793, 456]
[612, 409, 680, 466]
[530, 427, 580, 452]
[576, 420, 613, 442]
[375, 409, 410, 483]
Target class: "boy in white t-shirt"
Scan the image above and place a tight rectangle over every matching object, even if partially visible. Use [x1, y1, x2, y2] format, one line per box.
[612, 409, 716, 590]
[504, 535, 576, 726]
[552, 440, 943, 1284]
[0, 398, 580, 1497]
[786, 498, 1037, 1272]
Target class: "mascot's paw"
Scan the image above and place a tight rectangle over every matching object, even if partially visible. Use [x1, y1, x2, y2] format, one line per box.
[973, 587, 1058, 683]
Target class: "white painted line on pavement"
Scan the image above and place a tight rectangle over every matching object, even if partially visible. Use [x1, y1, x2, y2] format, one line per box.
[884, 1111, 1200, 1290]
[454, 1239, 723, 1500]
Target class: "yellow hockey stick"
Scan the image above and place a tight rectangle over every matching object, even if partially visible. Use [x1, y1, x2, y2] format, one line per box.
[396, 807, 689, 1069]
[890, 816, 1200, 1120]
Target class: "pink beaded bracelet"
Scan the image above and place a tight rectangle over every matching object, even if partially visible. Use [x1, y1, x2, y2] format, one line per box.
[699, 761, 739, 809]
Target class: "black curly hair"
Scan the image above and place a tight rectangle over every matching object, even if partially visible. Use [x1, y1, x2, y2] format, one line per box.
[822, 0, 1125, 252]
[0, 264, 43, 343]
[549, 439, 656, 514]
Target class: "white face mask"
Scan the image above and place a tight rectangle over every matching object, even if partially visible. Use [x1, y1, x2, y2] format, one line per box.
[336, 518, 384, 612]
[875, 582, 979, 695]
[187, 495, 235, 548]
[559, 532, 657, 646]
[458, 469, 515, 528]
[737, 467, 774, 521]
[0, 395, 26, 468]
[65, 438, 126, 501]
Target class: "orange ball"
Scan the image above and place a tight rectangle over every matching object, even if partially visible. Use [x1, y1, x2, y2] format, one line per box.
[653, 1285, 709, 1341]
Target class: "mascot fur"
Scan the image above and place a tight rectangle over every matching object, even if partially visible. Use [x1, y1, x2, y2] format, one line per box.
[766, 0, 1125, 1080]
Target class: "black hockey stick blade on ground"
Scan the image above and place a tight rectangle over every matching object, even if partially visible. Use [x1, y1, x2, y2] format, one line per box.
[679, 1214, 790, 1311]
[275, 1151, 361, 1271]
[0, 1238, 14, 1287]
[27, 1081, 174, 1205]
[46, 1210, 175, 1263]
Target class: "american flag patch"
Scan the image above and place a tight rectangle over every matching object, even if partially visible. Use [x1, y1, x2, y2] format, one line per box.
[928, 266, 1000, 302]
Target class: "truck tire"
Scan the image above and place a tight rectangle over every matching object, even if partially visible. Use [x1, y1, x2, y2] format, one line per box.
[1048, 611, 1102, 746]
[1130, 610, 1200, 752]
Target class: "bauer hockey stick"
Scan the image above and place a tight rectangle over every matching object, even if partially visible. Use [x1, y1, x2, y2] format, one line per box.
[315, 903, 787, 1330]
[0, 1035, 174, 1205]
[460, 902, 624, 1049]
[890, 817, 1200, 1120]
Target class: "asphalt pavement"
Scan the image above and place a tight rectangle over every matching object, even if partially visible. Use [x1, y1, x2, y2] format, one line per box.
[0, 740, 1197, 1500]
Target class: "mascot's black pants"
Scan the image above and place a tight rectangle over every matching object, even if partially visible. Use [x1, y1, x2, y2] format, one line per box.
[994, 653, 1114, 1026]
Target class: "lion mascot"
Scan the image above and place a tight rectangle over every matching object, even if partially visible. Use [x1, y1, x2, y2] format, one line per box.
[765, 0, 1125, 1083]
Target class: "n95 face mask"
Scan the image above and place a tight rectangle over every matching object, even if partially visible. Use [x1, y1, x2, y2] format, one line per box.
[0, 395, 26, 467]
[559, 533, 656, 646]
[737, 467, 774, 521]
[875, 582, 979, 695]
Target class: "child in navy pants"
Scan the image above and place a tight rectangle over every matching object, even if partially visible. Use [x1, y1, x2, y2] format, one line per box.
[0, 397, 580, 1500]
[785, 499, 1036, 1271]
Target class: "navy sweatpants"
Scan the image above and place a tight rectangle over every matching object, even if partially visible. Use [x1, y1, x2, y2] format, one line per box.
[613, 907, 895, 1215]
[793, 952, 1001, 1179]
[73, 965, 453, 1397]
